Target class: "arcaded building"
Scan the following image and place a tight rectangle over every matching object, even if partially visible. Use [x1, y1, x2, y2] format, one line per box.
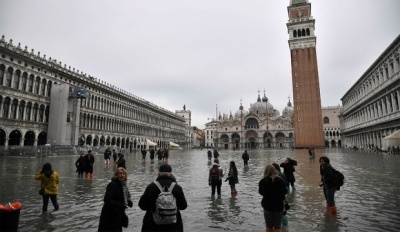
[286, 0, 325, 148]
[204, 92, 295, 149]
[0, 36, 186, 155]
[340, 35, 400, 150]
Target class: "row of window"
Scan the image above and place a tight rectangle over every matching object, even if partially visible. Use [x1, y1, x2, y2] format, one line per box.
[343, 54, 399, 108]
[344, 89, 400, 127]
[0, 65, 52, 97]
[0, 96, 49, 123]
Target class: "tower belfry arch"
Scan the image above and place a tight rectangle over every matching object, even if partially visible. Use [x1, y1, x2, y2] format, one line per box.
[287, 0, 324, 148]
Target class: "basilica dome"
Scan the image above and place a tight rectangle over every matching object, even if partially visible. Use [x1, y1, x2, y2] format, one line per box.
[250, 94, 274, 115]
[282, 100, 294, 118]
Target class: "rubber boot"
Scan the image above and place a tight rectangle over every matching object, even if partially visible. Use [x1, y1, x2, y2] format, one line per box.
[234, 190, 238, 195]
[329, 206, 337, 214]
[90, 173, 94, 179]
[84, 173, 89, 179]
[273, 229, 283, 232]
[266, 228, 273, 232]
[231, 191, 235, 197]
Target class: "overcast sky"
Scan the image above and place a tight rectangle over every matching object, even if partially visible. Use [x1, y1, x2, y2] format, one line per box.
[1, 0, 399, 128]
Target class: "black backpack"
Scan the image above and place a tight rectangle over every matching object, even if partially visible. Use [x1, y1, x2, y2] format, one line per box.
[333, 168, 344, 190]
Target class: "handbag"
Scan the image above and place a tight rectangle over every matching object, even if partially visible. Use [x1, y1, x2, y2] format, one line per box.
[122, 213, 129, 228]
[39, 188, 45, 196]
[284, 200, 290, 211]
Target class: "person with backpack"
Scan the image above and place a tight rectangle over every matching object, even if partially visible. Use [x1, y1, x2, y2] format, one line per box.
[209, 159, 224, 199]
[319, 156, 339, 215]
[138, 164, 187, 232]
[242, 150, 250, 166]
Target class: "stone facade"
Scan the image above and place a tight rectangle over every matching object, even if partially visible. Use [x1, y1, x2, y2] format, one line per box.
[287, 0, 325, 148]
[322, 106, 342, 147]
[0, 35, 186, 154]
[340, 35, 400, 150]
[204, 93, 295, 149]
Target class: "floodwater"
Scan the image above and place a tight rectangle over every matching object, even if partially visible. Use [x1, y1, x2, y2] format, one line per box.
[0, 148, 399, 232]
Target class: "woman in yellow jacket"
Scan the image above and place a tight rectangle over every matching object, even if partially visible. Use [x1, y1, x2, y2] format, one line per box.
[35, 162, 59, 212]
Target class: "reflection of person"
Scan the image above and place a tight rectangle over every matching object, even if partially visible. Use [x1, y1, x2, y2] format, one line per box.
[319, 156, 337, 214]
[225, 161, 239, 196]
[84, 150, 95, 178]
[98, 168, 133, 231]
[35, 162, 60, 212]
[75, 153, 85, 178]
[308, 148, 315, 159]
[242, 150, 249, 166]
[209, 159, 224, 199]
[138, 164, 187, 231]
[259, 164, 287, 232]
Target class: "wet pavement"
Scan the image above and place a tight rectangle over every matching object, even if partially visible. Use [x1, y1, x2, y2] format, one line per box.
[0, 148, 399, 232]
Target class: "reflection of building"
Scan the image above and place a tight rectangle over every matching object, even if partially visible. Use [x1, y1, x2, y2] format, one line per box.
[0, 36, 185, 154]
[340, 35, 400, 150]
[287, 0, 325, 148]
[322, 106, 342, 147]
[204, 92, 295, 149]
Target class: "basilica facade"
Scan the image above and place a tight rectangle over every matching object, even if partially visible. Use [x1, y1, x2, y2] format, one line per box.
[204, 92, 295, 149]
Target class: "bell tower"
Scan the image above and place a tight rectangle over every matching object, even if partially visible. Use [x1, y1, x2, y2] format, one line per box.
[287, 0, 324, 148]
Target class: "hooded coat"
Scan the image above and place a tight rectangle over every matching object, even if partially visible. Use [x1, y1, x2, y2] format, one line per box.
[138, 174, 187, 232]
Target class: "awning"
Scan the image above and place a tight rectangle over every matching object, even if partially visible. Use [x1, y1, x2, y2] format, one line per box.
[146, 139, 157, 146]
[169, 141, 180, 147]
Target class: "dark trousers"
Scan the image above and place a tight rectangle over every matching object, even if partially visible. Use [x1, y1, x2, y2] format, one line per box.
[42, 194, 59, 212]
[211, 180, 222, 196]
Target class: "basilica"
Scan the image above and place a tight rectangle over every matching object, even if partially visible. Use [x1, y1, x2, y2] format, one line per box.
[204, 91, 295, 149]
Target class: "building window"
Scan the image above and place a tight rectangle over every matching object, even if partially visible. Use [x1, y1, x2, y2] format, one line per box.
[323, 117, 329, 124]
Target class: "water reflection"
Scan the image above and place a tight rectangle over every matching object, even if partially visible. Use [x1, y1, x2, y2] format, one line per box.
[0, 149, 399, 231]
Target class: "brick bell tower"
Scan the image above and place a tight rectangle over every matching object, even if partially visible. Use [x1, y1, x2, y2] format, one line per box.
[287, 0, 324, 148]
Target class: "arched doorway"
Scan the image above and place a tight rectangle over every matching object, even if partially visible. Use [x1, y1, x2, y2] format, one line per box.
[38, 132, 47, 145]
[245, 130, 258, 149]
[9, 130, 22, 146]
[0, 129, 6, 146]
[86, 135, 93, 146]
[231, 133, 240, 149]
[24, 131, 35, 146]
[275, 132, 285, 148]
[220, 134, 229, 149]
[263, 132, 273, 148]
[93, 136, 99, 147]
